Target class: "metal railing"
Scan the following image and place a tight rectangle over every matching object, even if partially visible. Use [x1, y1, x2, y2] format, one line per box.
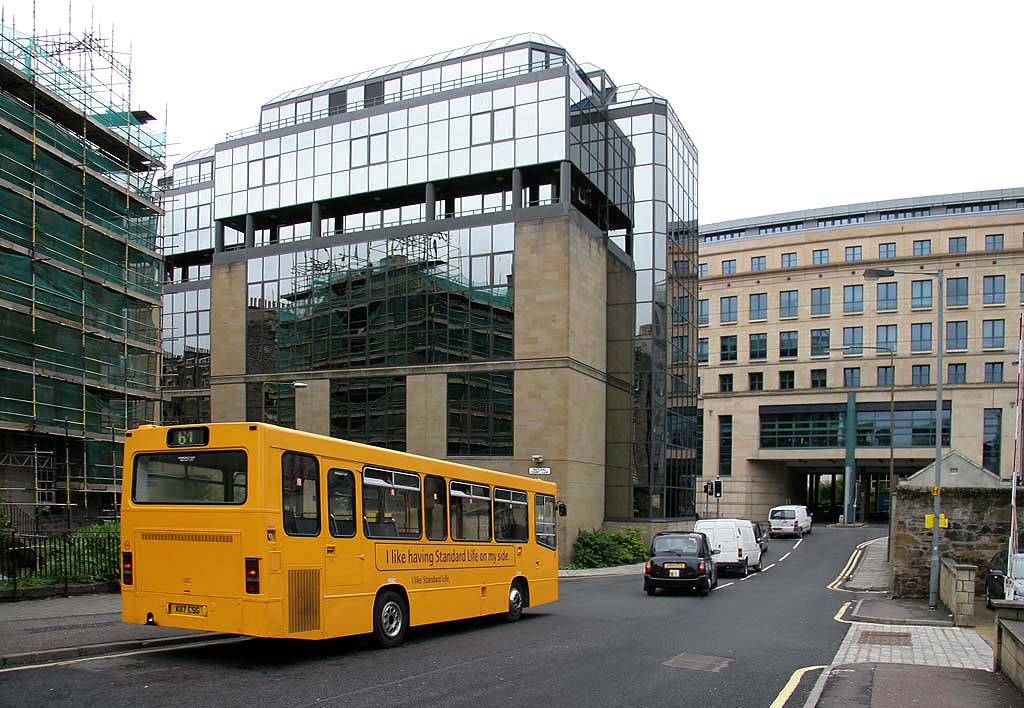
[0, 529, 120, 597]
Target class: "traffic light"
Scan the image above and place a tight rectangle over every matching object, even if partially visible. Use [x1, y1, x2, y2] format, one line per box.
[702, 482, 711, 496]
[713, 479, 723, 498]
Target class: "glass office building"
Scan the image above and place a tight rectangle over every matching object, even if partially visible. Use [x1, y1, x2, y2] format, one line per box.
[160, 34, 698, 547]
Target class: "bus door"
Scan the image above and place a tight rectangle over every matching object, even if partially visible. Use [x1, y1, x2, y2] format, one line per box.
[323, 467, 364, 592]
[280, 451, 324, 638]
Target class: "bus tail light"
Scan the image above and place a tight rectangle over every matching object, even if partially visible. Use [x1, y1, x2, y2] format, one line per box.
[245, 558, 260, 594]
[122, 552, 133, 585]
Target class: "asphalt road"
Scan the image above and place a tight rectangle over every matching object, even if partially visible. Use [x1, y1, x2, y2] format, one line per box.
[0, 525, 880, 708]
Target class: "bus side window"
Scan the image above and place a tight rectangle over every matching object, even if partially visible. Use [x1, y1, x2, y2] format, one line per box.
[450, 481, 491, 542]
[535, 493, 556, 549]
[494, 488, 528, 542]
[282, 452, 320, 537]
[424, 475, 447, 541]
[328, 469, 356, 538]
[362, 467, 422, 539]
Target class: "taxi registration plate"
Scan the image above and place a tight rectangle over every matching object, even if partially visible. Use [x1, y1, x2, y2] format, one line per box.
[169, 603, 207, 617]
[668, 569, 680, 578]
[663, 562, 686, 569]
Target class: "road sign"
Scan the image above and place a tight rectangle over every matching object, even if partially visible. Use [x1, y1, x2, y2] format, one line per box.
[931, 486, 940, 496]
[528, 467, 551, 475]
[924, 513, 948, 529]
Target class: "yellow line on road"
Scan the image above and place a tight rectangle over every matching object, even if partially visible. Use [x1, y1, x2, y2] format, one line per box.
[0, 636, 249, 674]
[826, 537, 886, 591]
[769, 664, 827, 708]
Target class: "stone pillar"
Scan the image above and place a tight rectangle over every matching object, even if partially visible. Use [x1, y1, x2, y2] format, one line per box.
[210, 260, 248, 422]
[511, 168, 523, 210]
[295, 379, 330, 436]
[214, 220, 225, 252]
[425, 182, 436, 221]
[405, 373, 445, 458]
[310, 202, 321, 239]
[244, 214, 255, 249]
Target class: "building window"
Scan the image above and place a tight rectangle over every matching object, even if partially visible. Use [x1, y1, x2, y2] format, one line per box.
[876, 324, 897, 353]
[881, 208, 930, 220]
[811, 328, 831, 356]
[749, 333, 767, 360]
[911, 323, 932, 353]
[877, 366, 894, 387]
[698, 338, 708, 363]
[781, 252, 798, 269]
[843, 326, 864, 354]
[811, 287, 831, 315]
[983, 275, 1006, 305]
[749, 372, 764, 391]
[845, 245, 862, 262]
[911, 280, 933, 308]
[810, 369, 827, 389]
[946, 277, 968, 307]
[721, 296, 738, 323]
[447, 372, 513, 456]
[983, 408, 1001, 474]
[780, 331, 798, 358]
[699, 263, 709, 278]
[719, 374, 734, 393]
[947, 363, 966, 384]
[749, 292, 767, 321]
[698, 299, 709, 326]
[780, 290, 799, 318]
[672, 335, 687, 362]
[949, 236, 967, 253]
[673, 260, 688, 276]
[721, 335, 738, 362]
[946, 321, 968, 351]
[985, 362, 1003, 383]
[844, 368, 861, 387]
[876, 282, 897, 311]
[878, 242, 896, 259]
[759, 222, 802, 234]
[912, 365, 930, 385]
[672, 296, 689, 324]
[983, 319, 1005, 349]
[751, 255, 767, 272]
[986, 233, 1004, 252]
[719, 415, 733, 477]
[843, 284, 864, 313]
[330, 377, 407, 451]
[780, 371, 795, 390]
[913, 239, 931, 256]
[722, 259, 737, 275]
[813, 248, 829, 265]
[947, 202, 998, 214]
[817, 215, 864, 227]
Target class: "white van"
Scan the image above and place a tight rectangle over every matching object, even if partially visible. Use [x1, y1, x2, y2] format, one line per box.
[769, 505, 812, 538]
[694, 519, 762, 576]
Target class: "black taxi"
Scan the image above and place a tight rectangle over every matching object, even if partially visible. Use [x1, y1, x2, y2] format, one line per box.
[643, 531, 719, 596]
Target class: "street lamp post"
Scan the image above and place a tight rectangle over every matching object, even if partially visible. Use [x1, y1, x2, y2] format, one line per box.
[865, 267, 944, 608]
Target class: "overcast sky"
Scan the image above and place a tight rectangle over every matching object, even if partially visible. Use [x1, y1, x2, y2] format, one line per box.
[7, 0, 1022, 224]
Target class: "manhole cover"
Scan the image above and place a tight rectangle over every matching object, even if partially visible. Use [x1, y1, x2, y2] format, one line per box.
[857, 630, 913, 646]
[663, 652, 734, 672]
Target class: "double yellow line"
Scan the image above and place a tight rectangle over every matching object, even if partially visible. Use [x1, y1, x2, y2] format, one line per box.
[826, 537, 885, 591]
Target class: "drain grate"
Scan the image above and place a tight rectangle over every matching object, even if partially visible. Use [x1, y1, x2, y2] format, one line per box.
[857, 630, 913, 646]
[663, 652, 734, 672]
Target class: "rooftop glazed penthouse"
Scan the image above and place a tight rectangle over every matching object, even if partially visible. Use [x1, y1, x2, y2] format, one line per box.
[160, 34, 699, 550]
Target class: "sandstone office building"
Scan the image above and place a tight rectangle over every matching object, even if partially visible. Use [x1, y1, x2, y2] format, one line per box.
[697, 189, 1024, 523]
[159, 35, 700, 556]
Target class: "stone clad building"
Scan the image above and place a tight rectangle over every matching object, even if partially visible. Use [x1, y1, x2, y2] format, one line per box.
[159, 34, 700, 559]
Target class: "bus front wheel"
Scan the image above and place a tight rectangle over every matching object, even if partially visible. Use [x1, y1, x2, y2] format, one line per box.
[372, 590, 407, 648]
[506, 580, 526, 622]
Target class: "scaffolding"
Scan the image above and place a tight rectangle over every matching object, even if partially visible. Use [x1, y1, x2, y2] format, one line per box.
[0, 15, 164, 525]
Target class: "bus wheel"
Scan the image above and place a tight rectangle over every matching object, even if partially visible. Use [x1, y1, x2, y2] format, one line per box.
[373, 590, 407, 648]
[506, 580, 526, 622]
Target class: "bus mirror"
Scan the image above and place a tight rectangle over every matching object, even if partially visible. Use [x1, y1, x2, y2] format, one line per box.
[557, 502, 567, 517]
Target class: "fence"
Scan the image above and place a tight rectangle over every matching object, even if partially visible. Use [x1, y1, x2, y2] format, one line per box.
[0, 529, 120, 598]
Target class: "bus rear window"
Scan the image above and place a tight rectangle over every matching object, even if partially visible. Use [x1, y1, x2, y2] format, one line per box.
[133, 451, 247, 504]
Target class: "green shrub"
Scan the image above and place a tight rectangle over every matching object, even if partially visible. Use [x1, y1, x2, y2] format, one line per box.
[570, 528, 649, 568]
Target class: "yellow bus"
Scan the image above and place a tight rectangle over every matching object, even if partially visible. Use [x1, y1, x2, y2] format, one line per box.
[120, 423, 561, 647]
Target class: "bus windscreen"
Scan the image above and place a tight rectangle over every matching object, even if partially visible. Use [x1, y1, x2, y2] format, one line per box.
[133, 450, 248, 504]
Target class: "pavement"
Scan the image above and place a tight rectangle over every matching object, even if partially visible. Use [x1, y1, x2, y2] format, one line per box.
[808, 532, 1024, 707]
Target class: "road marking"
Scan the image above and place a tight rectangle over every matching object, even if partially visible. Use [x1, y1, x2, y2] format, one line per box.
[762, 563, 776, 571]
[717, 582, 735, 589]
[769, 664, 827, 708]
[0, 636, 250, 673]
[742, 574, 753, 581]
[779, 552, 791, 561]
[794, 539, 802, 549]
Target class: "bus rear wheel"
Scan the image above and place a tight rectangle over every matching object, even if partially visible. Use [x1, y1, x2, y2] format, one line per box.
[506, 580, 526, 622]
[372, 590, 407, 648]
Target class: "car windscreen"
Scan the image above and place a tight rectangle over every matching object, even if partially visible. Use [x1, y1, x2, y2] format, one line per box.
[133, 450, 247, 504]
[653, 536, 700, 555]
[770, 509, 796, 520]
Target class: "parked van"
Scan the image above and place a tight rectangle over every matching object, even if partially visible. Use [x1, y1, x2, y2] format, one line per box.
[693, 519, 763, 576]
[769, 505, 812, 538]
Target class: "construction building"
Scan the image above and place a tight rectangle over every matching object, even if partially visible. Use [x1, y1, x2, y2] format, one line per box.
[160, 34, 700, 558]
[0, 23, 164, 532]
[697, 189, 1024, 523]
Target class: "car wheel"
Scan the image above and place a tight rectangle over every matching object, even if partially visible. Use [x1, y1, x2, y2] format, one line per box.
[505, 580, 526, 623]
[372, 590, 407, 648]
[699, 578, 710, 596]
[754, 559, 762, 572]
[806, 523, 812, 535]
[986, 587, 994, 610]
[644, 581, 656, 597]
[739, 560, 748, 578]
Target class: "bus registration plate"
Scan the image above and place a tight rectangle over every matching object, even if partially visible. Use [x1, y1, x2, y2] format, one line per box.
[169, 603, 207, 617]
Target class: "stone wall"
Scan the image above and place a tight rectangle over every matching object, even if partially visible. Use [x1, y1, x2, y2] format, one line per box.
[939, 557, 977, 626]
[893, 487, 1016, 598]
